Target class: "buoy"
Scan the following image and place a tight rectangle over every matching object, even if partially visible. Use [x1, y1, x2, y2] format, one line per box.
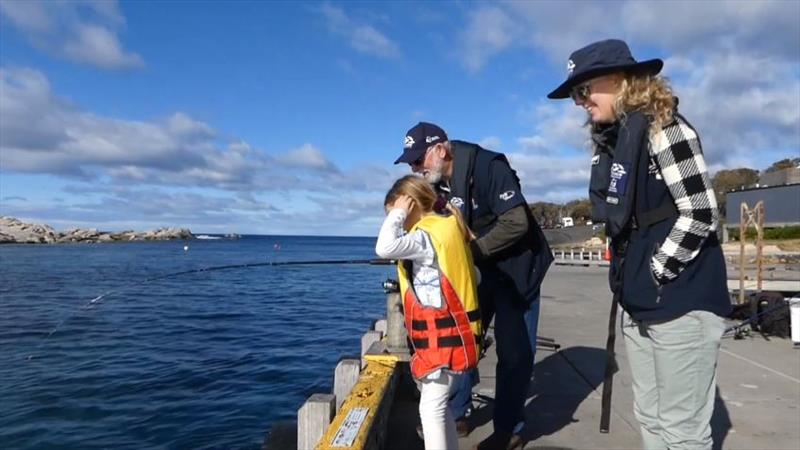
[183, 245, 189, 251]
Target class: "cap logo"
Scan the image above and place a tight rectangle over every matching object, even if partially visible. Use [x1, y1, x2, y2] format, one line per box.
[567, 59, 575, 75]
[404, 135, 415, 149]
[425, 135, 440, 144]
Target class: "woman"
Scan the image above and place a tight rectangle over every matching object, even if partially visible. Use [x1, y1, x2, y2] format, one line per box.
[375, 174, 482, 450]
[548, 39, 731, 450]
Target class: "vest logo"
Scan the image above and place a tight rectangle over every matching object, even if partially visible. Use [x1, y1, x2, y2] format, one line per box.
[608, 162, 630, 195]
[450, 197, 464, 209]
[404, 135, 414, 149]
[591, 154, 600, 165]
[472, 198, 478, 210]
[567, 59, 575, 75]
[499, 190, 515, 201]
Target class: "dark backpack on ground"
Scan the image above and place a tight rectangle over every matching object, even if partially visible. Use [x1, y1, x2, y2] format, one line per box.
[751, 291, 790, 338]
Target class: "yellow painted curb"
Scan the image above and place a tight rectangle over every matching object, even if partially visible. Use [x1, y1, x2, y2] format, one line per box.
[316, 355, 400, 450]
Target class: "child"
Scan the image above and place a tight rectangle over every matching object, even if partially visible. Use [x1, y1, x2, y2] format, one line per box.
[375, 175, 482, 450]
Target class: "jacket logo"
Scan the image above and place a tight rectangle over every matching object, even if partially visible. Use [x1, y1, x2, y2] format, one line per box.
[499, 190, 515, 201]
[608, 162, 629, 194]
[450, 197, 464, 209]
[591, 154, 600, 166]
[404, 135, 414, 149]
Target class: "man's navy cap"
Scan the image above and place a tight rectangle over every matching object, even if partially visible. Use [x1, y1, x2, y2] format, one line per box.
[394, 122, 448, 165]
[547, 39, 663, 99]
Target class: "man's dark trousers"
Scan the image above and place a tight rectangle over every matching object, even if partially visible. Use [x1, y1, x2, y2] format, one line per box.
[479, 269, 535, 433]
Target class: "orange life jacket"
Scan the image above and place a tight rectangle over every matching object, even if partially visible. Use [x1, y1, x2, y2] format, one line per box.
[397, 214, 482, 379]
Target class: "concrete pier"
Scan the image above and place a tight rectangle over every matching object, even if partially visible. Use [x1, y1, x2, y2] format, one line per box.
[383, 265, 800, 449]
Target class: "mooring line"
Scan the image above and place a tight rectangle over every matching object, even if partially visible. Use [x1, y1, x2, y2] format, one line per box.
[26, 258, 395, 360]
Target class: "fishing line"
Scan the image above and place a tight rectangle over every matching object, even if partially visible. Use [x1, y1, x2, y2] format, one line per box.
[26, 258, 395, 360]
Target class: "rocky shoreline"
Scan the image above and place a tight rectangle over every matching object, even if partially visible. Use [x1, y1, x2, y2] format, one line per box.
[0, 216, 193, 244]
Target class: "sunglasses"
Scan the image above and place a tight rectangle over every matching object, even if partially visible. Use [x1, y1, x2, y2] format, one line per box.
[569, 82, 592, 102]
[410, 144, 438, 166]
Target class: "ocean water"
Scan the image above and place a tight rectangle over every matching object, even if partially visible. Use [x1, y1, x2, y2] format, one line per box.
[0, 236, 392, 449]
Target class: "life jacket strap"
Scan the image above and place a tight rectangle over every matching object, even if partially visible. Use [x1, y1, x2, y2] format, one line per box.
[412, 334, 481, 350]
[411, 309, 481, 330]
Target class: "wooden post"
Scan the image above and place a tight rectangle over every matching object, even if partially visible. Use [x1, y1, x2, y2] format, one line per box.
[739, 202, 747, 304]
[361, 331, 382, 368]
[333, 359, 361, 413]
[756, 201, 764, 292]
[297, 393, 335, 450]
[373, 319, 387, 336]
[385, 291, 407, 353]
[738, 201, 766, 304]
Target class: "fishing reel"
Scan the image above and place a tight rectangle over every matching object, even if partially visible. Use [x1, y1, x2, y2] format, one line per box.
[382, 278, 399, 294]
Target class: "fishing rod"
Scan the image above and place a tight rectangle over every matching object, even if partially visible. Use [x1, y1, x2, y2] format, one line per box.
[724, 298, 791, 338]
[27, 258, 396, 360]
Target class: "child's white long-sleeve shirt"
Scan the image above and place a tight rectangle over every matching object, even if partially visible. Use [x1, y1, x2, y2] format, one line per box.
[375, 209, 443, 308]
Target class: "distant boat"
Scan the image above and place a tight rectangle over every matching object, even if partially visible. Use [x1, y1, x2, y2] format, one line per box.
[195, 235, 222, 240]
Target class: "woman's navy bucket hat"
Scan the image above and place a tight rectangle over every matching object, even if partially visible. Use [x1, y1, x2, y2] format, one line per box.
[547, 39, 663, 99]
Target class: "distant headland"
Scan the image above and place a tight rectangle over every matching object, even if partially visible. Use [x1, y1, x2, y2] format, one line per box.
[0, 216, 194, 244]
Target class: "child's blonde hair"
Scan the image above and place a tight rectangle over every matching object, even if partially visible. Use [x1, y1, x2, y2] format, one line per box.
[384, 175, 471, 242]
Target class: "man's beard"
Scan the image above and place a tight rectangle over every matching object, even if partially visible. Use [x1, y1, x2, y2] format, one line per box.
[422, 157, 445, 184]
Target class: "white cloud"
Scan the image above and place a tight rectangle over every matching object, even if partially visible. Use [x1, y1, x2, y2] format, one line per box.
[458, 6, 518, 72]
[458, 0, 799, 184]
[0, 0, 143, 69]
[478, 136, 502, 150]
[319, 3, 400, 59]
[0, 67, 376, 193]
[507, 101, 592, 202]
[0, 66, 399, 234]
[276, 144, 341, 173]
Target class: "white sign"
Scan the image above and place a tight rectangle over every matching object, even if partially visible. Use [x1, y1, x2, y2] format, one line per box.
[330, 407, 369, 447]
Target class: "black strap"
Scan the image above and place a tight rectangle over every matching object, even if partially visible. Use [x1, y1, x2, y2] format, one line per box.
[637, 201, 677, 228]
[600, 289, 620, 433]
[411, 309, 481, 330]
[412, 334, 481, 350]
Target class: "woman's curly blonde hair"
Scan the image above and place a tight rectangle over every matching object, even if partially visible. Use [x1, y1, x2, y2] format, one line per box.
[613, 73, 676, 133]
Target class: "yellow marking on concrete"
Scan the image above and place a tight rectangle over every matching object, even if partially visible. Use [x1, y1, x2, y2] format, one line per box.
[317, 357, 399, 450]
[363, 353, 401, 365]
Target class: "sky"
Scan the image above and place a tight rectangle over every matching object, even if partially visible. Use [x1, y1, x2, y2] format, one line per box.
[1, 0, 798, 236]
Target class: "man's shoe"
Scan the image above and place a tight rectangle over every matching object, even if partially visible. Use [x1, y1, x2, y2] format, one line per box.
[506, 433, 524, 449]
[471, 431, 512, 450]
[456, 418, 471, 437]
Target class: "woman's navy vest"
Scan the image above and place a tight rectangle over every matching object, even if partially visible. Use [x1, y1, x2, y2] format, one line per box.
[590, 113, 731, 322]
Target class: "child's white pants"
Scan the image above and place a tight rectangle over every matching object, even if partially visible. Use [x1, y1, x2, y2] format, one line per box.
[418, 370, 461, 450]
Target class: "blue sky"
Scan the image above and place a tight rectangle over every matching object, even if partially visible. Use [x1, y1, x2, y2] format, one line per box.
[1, 0, 798, 236]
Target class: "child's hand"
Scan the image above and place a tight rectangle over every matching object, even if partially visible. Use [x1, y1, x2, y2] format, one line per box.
[391, 195, 415, 215]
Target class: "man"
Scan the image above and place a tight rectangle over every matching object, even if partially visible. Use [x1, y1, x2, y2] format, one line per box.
[395, 122, 553, 450]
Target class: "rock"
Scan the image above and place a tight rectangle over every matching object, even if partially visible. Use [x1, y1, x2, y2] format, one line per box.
[0, 216, 194, 244]
[0, 216, 58, 243]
